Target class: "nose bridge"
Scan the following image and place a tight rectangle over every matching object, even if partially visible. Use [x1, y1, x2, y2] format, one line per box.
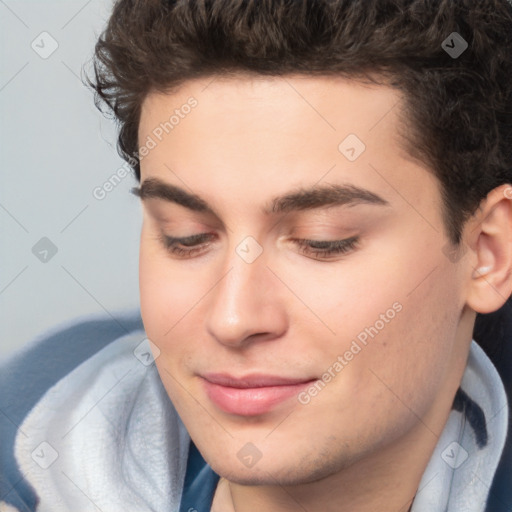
[205, 234, 285, 346]
[214, 235, 268, 317]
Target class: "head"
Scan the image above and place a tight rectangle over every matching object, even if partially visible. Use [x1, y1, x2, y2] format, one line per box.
[88, 0, 512, 486]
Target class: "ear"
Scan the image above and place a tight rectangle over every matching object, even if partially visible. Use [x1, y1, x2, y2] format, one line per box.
[464, 184, 512, 314]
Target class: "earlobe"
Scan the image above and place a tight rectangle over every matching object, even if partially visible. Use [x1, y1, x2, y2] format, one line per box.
[465, 184, 512, 314]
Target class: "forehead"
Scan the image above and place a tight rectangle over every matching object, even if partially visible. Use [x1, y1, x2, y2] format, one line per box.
[139, 74, 405, 150]
[137, 75, 440, 218]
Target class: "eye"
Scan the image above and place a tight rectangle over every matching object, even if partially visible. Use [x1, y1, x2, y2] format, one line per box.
[292, 236, 359, 259]
[156, 232, 359, 260]
[157, 233, 215, 258]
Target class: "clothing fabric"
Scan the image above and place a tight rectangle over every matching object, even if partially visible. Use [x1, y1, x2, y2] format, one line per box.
[0, 314, 509, 511]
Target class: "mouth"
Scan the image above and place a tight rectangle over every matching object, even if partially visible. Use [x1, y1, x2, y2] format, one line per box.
[200, 373, 318, 416]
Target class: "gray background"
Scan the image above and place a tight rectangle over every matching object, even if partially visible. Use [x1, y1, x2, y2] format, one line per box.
[0, 0, 142, 360]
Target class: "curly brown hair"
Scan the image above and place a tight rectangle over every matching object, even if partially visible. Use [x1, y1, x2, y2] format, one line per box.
[87, 0, 512, 247]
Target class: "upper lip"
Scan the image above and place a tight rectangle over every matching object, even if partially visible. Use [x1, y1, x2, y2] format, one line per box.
[201, 373, 316, 388]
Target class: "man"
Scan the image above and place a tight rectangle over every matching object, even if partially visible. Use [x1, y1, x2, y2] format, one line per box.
[1, 1, 512, 511]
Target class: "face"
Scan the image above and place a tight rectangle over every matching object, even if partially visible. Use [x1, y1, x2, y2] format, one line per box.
[137, 75, 471, 485]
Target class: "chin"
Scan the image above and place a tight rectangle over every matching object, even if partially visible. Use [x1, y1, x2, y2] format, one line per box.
[205, 448, 349, 487]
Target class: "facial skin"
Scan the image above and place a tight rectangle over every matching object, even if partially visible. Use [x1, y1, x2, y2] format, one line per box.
[136, 75, 512, 512]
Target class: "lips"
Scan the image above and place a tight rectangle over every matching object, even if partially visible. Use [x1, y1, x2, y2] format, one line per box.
[200, 373, 317, 416]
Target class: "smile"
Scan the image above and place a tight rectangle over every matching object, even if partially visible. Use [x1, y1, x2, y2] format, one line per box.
[200, 373, 317, 416]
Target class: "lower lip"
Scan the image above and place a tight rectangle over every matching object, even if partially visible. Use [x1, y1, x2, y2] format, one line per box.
[201, 378, 315, 416]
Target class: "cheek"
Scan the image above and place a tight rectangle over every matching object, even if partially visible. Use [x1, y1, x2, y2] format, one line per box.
[139, 233, 194, 345]
[292, 274, 462, 464]
[139, 244, 200, 406]
[301, 232, 462, 406]
[139, 238, 167, 338]
[346, 265, 461, 419]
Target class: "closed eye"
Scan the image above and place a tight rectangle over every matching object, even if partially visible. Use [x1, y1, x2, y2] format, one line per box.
[156, 233, 359, 260]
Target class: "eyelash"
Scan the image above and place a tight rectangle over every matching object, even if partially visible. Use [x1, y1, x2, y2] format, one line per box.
[157, 233, 359, 260]
[292, 236, 359, 258]
[157, 233, 215, 257]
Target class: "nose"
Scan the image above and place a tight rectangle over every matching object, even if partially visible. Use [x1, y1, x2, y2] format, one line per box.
[205, 240, 288, 349]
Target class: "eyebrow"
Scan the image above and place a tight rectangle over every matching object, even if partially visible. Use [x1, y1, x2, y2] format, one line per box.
[131, 177, 390, 216]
